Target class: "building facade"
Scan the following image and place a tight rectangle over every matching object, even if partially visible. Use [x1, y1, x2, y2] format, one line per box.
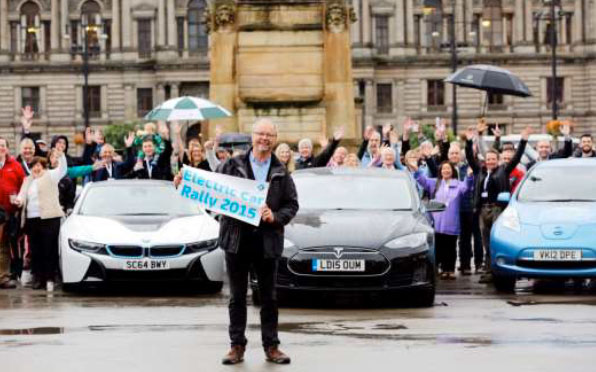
[0, 0, 595, 149]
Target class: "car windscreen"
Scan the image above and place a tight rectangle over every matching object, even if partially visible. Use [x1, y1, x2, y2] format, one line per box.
[79, 185, 203, 216]
[294, 175, 414, 210]
[517, 166, 596, 202]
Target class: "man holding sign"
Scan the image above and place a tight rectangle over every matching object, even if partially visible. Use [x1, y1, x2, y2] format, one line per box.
[217, 118, 298, 365]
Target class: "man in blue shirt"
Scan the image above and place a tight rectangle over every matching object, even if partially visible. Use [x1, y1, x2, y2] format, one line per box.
[218, 118, 299, 365]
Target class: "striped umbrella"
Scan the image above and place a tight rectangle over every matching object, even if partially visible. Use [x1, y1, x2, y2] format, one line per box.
[144, 96, 232, 121]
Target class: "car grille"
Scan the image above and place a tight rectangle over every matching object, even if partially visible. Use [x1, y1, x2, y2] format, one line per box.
[148, 245, 185, 258]
[516, 260, 596, 270]
[107, 245, 144, 258]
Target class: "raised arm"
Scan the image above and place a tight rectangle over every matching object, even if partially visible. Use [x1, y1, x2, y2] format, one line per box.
[50, 153, 68, 183]
[504, 126, 531, 175]
[464, 126, 481, 175]
[313, 127, 343, 167]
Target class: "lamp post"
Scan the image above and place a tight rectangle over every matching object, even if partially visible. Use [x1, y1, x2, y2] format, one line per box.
[548, 0, 558, 120]
[424, 0, 458, 134]
[64, 23, 106, 128]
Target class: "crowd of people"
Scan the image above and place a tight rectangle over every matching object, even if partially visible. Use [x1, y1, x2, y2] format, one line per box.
[0, 105, 595, 292]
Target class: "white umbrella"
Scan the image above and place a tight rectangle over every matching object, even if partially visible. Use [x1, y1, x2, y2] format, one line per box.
[144, 96, 232, 121]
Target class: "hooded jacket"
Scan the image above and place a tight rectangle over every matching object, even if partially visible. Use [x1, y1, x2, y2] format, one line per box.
[0, 156, 26, 215]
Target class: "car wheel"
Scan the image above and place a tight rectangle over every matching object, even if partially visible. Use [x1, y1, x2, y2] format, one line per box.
[493, 274, 516, 293]
[411, 286, 435, 307]
[193, 281, 223, 294]
[62, 283, 82, 293]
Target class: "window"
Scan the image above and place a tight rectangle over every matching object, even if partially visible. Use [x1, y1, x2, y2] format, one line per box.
[488, 92, 504, 106]
[86, 86, 101, 118]
[566, 13, 572, 45]
[138, 19, 152, 58]
[482, 0, 503, 51]
[188, 0, 208, 54]
[180, 82, 209, 98]
[21, 1, 40, 58]
[546, 77, 564, 105]
[375, 16, 389, 54]
[376, 84, 392, 113]
[177, 17, 185, 55]
[22, 87, 40, 115]
[10, 22, 17, 55]
[424, 6, 443, 49]
[43, 21, 50, 54]
[104, 20, 111, 55]
[543, 20, 557, 46]
[427, 80, 444, 107]
[137, 88, 153, 117]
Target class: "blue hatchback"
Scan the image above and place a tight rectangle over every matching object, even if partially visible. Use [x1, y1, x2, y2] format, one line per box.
[490, 158, 596, 292]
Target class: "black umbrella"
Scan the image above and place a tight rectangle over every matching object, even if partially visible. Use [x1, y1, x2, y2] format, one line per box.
[445, 65, 531, 116]
[445, 64, 532, 97]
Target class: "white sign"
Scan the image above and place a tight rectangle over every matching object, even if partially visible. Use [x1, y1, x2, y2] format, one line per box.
[179, 166, 269, 226]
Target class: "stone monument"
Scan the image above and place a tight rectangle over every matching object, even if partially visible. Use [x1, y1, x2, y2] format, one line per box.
[205, 0, 358, 143]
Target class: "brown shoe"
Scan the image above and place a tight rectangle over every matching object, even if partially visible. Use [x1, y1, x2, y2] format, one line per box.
[265, 346, 291, 364]
[221, 345, 245, 365]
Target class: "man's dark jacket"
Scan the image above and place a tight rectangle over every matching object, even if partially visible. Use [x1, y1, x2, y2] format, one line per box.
[217, 150, 299, 258]
[526, 138, 573, 169]
[127, 140, 173, 181]
[295, 139, 339, 170]
[466, 139, 527, 210]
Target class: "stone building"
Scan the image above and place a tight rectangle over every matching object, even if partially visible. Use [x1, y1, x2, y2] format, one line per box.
[0, 0, 595, 150]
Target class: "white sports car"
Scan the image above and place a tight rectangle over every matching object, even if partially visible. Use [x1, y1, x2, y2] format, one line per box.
[60, 180, 224, 292]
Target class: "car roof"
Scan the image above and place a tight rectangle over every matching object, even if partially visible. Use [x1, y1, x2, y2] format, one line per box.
[533, 157, 596, 168]
[292, 167, 411, 179]
[84, 179, 174, 188]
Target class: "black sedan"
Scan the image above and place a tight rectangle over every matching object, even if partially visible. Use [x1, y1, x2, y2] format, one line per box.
[252, 167, 444, 307]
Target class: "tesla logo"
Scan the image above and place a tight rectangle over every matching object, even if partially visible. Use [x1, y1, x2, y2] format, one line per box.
[553, 227, 563, 236]
[333, 247, 344, 259]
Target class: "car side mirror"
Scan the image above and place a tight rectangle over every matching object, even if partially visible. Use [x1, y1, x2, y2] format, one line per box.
[497, 192, 511, 204]
[425, 200, 446, 213]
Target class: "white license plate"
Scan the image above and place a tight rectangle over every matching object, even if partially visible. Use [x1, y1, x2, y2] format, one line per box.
[123, 260, 170, 271]
[532, 250, 582, 261]
[312, 259, 365, 272]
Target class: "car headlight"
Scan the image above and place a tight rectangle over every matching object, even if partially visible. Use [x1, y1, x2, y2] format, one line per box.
[185, 239, 218, 253]
[69, 239, 105, 253]
[284, 239, 296, 249]
[501, 207, 521, 232]
[385, 233, 428, 249]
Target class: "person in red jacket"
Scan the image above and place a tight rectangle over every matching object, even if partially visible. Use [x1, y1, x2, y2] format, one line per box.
[501, 148, 525, 192]
[0, 137, 26, 289]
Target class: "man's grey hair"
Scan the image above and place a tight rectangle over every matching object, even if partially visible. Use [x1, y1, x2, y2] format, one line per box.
[298, 138, 313, 149]
[381, 146, 396, 157]
[252, 117, 278, 134]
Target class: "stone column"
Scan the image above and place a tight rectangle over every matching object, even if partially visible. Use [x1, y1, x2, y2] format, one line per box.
[323, 2, 357, 139]
[465, 0, 473, 44]
[455, 0, 464, 42]
[514, 0, 523, 44]
[158, 0, 166, 47]
[0, 0, 8, 53]
[524, 0, 533, 43]
[171, 82, 179, 98]
[351, 0, 360, 44]
[122, 0, 131, 49]
[394, 0, 404, 45]
[364, 79, 374, 127]
[167, 0, 177, 48]
[61, 0, 68, 49]
[156, 83, 166, 104]
[51, 0, 59, 51]
[573, 0, 582, 45]
[406, 0, 414, 46]
[124, 84, 135, 120]
[362, 0, 371, 45]
[112, 0, 121, 50]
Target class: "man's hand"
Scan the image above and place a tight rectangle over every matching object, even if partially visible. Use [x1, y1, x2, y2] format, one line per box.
[21, 106, 34, 132]
[158, 121, 169, 139]
[389, 130, 399, 145]
[467, 166, 474, 177]
[407, 158, 418, 171]
[477, 118, 488, 134]
[124, 132, 135, 148]
[382, 124, 392, 139]
[173, 171, 182, 188]
[464, 126, 476, 141]
[92, 160, 106, 171]
[363, 125, 375, 140]
[260, 205, 275, 223]
[493, 123, 502, 138]
[521, 126, 533, 141]
[204, 140, 215, 151]
[134, 159, 143, 171]
[333, 126, 345, 141]
[172, 121, 181, 136]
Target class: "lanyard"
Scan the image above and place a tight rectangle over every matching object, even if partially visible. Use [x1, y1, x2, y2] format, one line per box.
[146, 159, 153, 178]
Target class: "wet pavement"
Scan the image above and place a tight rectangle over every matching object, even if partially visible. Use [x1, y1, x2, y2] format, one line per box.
[1, 275, 595, 372]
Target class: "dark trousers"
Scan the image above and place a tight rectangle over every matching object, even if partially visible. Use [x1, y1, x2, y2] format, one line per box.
[26, 217, 61, 283]
[479, 205, 503, 271]
[458, 210, 483, 270]
[225, 231, 279, 348]
[435, 232, 458, 272]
